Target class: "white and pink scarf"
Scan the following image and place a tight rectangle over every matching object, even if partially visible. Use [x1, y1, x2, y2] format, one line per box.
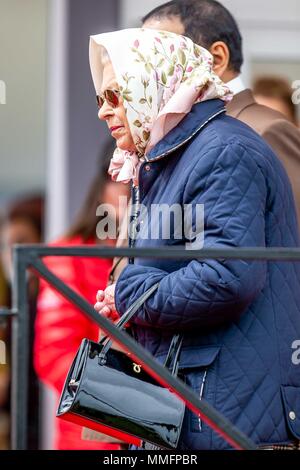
[89, 28, 232, 185]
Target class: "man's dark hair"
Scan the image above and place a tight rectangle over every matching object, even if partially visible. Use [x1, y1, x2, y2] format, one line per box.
[142, 0, 243, 73]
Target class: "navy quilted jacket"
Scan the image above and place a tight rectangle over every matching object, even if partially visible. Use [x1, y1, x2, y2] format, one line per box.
[115, 99, 300, 449]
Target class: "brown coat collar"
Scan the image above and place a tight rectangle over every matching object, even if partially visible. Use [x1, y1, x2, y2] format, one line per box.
[226, 89, 256, 118]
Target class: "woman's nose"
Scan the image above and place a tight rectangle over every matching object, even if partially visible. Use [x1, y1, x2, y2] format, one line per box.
[98, 101, 114, 121]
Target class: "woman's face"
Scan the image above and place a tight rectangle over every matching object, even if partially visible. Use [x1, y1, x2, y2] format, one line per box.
[98, 61, 136, 152]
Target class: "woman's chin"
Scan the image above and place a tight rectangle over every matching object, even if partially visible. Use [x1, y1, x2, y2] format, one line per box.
[116, 138, 136, 153]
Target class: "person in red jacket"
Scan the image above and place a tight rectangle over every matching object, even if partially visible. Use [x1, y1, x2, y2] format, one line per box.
[34, 146, 130, 450]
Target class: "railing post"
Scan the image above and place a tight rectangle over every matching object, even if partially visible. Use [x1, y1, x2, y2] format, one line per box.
[11, 246, 29, 450]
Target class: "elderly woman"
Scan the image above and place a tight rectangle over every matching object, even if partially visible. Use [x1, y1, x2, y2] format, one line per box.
[92, 28, 300, 450]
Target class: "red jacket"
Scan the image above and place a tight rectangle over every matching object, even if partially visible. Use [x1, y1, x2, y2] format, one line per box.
[34, 236, 120, 450]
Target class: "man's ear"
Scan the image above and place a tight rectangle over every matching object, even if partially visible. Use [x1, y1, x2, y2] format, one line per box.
[209, 41, 231, 81]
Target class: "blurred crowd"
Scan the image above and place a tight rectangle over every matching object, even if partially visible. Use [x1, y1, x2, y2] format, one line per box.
[253, 76, 299, 127]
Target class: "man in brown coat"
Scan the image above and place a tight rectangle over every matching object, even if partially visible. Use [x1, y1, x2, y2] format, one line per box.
[142, 0, 300, 227]
[107, 0, 300, 285]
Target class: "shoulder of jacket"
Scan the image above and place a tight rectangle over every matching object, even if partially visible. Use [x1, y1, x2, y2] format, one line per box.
[195, 118, 261, 156]
[190, 129, 268, 179]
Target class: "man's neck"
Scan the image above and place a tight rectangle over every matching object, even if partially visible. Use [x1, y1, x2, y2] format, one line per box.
[227, 75, 246, 96]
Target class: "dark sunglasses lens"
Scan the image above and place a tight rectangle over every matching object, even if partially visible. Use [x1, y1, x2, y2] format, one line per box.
[96, 95, 104, 108]
[105, 89, 119, 107]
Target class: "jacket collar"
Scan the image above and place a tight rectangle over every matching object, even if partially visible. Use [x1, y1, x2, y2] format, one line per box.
[145, 99, 226, 162]
[226, 89, 256, 119]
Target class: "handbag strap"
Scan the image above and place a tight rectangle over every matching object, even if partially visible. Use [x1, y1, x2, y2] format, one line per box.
[98, 283, 160, 361]
[98, 282, 183, 375]
[115, 282, 160, 330]
[164, 334, 183, 376]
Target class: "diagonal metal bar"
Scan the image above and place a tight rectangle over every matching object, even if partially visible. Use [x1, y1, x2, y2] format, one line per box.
[31, 255, 257, 450]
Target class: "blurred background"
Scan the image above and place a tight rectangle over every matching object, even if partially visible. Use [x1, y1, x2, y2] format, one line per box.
[0, 0, 300, 450]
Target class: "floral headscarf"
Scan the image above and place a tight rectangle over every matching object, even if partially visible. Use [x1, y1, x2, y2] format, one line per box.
[89, 28, 232, 184]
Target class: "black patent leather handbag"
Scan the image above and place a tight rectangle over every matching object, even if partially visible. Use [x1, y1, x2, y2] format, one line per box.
[56, 283, 185, 449]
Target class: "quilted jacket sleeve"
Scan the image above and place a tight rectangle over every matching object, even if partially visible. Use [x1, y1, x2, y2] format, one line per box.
[115, 141, 268, 331]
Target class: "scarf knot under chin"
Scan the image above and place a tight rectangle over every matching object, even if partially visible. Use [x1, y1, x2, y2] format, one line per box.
[108, 148, 144, 186]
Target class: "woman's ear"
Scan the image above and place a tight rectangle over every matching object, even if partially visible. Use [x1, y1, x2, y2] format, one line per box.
[209, 41, 233, 82]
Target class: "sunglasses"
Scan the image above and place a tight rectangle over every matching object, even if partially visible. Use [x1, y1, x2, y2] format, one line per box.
[96, 89, 121, 109]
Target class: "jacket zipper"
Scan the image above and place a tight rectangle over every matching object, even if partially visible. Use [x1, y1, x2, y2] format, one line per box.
[129, 186, 140, 254]
[198, 369, 208, 432]
[128, 186, 140, 341]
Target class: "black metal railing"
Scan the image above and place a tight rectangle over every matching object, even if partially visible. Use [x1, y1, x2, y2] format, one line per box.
[6, 245, 300, 450]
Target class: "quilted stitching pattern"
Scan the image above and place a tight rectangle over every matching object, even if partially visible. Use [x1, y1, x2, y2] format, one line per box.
[115, 101, 300, 449]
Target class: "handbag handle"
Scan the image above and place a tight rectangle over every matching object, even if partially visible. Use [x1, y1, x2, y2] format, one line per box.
[99, 330, 182, 376]
[114, 282, 160, 331]
[98, 283, 160, 362]
[98, 282, 182, 374]
[164, 333, 183, 376]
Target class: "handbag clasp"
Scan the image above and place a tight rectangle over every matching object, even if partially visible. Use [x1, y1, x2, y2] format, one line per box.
[133, 363, 142, 373]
